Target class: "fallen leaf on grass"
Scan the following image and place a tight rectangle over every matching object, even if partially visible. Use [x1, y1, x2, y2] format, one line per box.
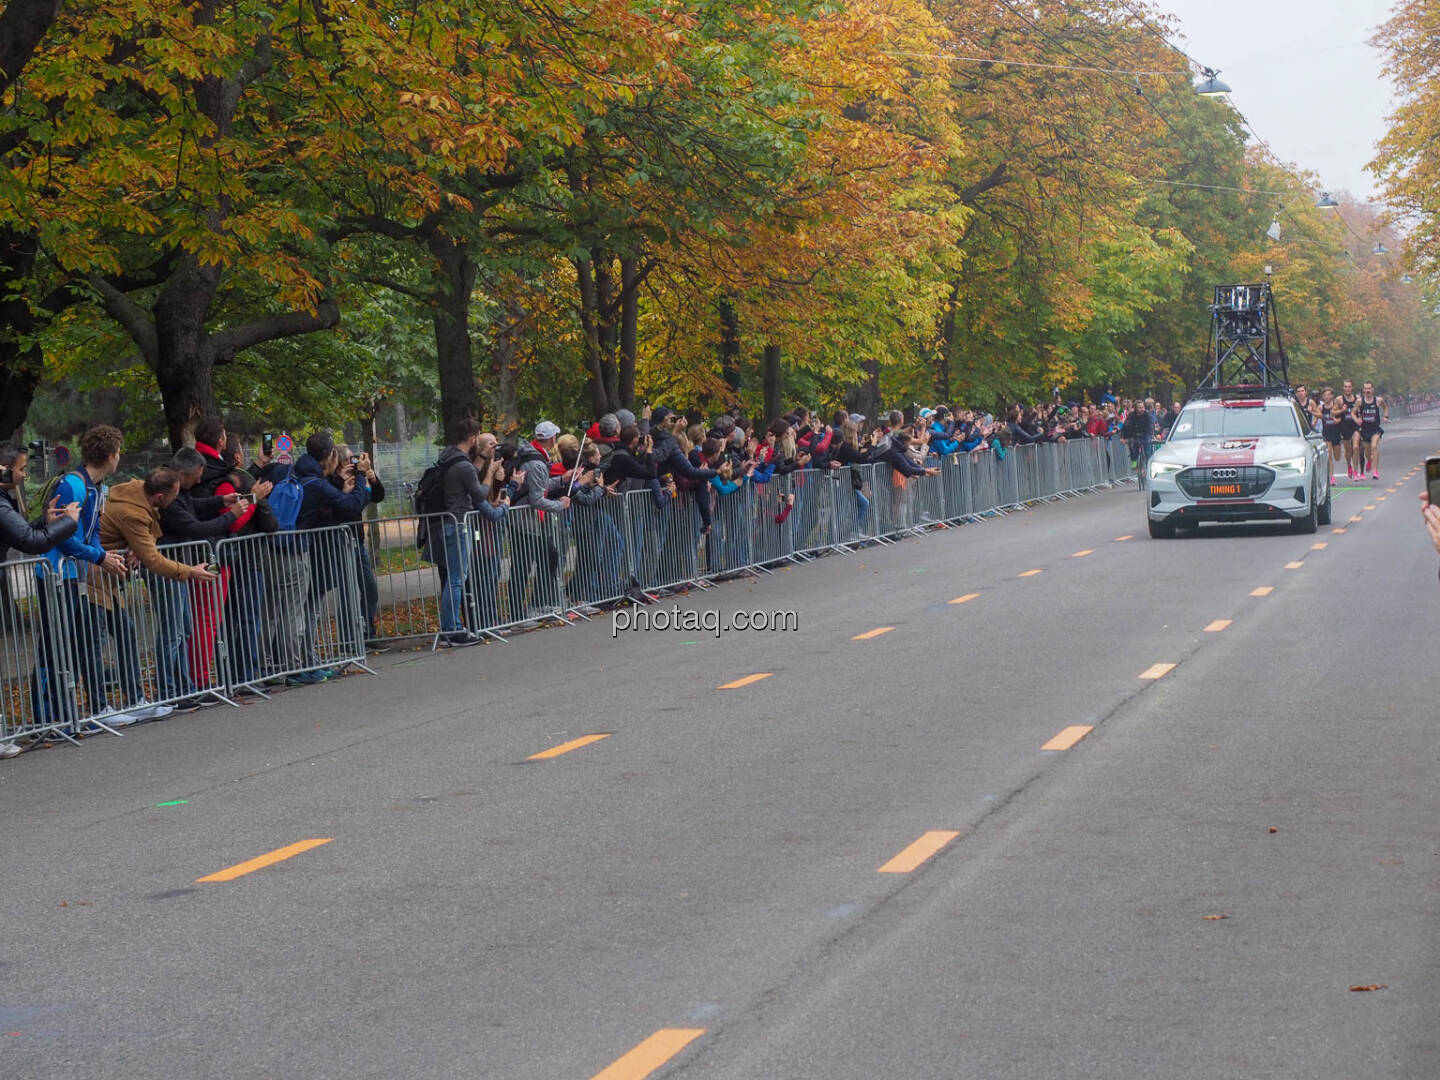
[1349, 984, 1388, 992]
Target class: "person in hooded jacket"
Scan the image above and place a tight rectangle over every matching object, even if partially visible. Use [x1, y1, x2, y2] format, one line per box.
[510, 421, 571, 617]
[424, 416, 491, 645]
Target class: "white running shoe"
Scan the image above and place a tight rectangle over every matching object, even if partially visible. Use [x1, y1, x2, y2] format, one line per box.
[132, 703, 174, 722]
[0, 743, 22, 758]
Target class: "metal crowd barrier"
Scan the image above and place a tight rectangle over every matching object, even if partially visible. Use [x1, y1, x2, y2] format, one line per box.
[216, 524, 371, 694]
[1, 557, 71, 746]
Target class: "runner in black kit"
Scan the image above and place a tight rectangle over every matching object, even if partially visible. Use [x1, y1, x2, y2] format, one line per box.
[1320, 386, 1345, 482]
[1357, 380, 1387, 480]
[1294, 385, 1322, 434]
[1338, 378, 1361, 480]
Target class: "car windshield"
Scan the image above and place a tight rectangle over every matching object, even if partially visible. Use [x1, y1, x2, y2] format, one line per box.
[1168, 403, 1300, 440]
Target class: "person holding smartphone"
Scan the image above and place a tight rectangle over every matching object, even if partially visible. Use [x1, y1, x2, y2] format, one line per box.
[1423, 459, 1440, 571]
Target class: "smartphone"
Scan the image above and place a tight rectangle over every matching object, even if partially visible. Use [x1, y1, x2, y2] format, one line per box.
[205, 563, 220, 574]
[1427, 456, 1440, 506]
[263, 432, 274, 455]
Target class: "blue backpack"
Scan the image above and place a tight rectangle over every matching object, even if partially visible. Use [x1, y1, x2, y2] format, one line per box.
[267, 464, 312, 531]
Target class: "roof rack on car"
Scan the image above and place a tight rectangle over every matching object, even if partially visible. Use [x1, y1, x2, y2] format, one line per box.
[1196, 283, 1290, 393]
[1188, 384, 1289, 401]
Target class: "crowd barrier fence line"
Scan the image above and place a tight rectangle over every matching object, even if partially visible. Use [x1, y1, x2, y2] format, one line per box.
[2, 438, 1131, 747]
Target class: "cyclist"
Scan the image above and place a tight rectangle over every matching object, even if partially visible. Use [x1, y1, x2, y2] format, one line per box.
[1121, 403, 1155, 486]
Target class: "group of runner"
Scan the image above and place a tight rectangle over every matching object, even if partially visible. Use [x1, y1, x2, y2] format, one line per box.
[1294, 379, 1389, 482]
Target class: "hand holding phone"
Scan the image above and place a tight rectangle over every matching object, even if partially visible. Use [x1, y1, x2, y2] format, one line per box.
[1426, 456, 1440, 508]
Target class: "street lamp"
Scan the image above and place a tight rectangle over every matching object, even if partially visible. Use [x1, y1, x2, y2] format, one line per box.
[1373, 241, 1388, 255]
[1265, 213, 1281, 242]
[1195, 68, 1231, 96]
[1316, 192, 1338, 210]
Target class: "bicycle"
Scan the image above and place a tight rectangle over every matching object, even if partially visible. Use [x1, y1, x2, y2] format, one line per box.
[1130, 437, 1151, 491]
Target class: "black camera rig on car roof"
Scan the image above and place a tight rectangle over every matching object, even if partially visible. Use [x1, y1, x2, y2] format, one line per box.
[1191, 282, 1291, 401]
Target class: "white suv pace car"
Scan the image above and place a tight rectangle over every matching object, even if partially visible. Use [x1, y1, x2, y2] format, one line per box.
[1146, 391, 1331, 538]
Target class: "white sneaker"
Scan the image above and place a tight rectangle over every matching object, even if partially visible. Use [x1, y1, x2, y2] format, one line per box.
[132, 703, 174, 721]
[0, 743, 22, 759]
[103, 710, 141, 727]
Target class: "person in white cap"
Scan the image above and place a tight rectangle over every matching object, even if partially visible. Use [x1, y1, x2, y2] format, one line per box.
[509, 421, 571, 617]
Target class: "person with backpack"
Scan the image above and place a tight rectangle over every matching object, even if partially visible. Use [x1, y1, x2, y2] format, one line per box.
[0, 441, 79, 562]
[417, 416, 493, 645]
[31, 426, 156, 732]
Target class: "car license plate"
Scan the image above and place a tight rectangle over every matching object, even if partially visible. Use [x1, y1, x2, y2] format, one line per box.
[1208, 483, 1241, 496]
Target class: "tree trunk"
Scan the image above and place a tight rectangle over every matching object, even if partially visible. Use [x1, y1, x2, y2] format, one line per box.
[575, 255, 613, 415]
[846, 357, 881, 421]
[152, 255, 222, 448]
[0, 227, 40, 442]
[593, 256, 620, 408]
[618, 257, 638, 410]
[937, 280, 960, 403]
[492, 297, 523, 437]
[719, 296, 741, 403]
[428, 231, 479, 431]
[762, 343, 782, 424]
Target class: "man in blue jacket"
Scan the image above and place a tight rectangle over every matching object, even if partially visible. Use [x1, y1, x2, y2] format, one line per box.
[32, 426, 162, 733]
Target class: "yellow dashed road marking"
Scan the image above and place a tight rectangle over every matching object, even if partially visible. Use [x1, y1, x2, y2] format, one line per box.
[198, 839, 333, 883]
[529, 734, 611, 761]
[1042, 725, 1094, 751]
[718, 673, 772, 690]
[590, 1029, 706, 1080]
[878, 830, 961, 873]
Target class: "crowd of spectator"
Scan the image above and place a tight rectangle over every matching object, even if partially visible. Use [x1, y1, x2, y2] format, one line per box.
[4, 388, 1432, 757]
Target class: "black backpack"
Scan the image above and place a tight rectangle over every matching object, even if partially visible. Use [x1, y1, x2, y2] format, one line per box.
[412, 455, 469, 548]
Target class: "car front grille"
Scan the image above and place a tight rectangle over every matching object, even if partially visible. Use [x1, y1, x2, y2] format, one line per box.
[1177, 466, 1275, 499]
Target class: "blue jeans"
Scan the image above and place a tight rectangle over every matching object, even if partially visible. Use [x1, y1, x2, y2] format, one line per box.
[224, 566, 265, 684]
[856, 490, 870, 528]
[436, 521, 470, 632]
[148, 573, 195, 700]
[31, 578, 105, 726]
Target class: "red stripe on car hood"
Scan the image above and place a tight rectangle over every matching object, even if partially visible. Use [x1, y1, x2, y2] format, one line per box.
[1195, 440, 1258, 467]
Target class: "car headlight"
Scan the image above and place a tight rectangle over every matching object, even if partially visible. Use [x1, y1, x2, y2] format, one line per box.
[1149, 460, 1184, 479]
[1265, 456, 1305, 473]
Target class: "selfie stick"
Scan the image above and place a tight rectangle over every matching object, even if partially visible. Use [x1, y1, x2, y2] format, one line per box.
[567, 432, 589, 497]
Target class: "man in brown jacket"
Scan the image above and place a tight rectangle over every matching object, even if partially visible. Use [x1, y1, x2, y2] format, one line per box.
[97, 467, 221, 715]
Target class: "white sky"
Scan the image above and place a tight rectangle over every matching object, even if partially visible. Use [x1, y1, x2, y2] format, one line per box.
[1160, 0, 1398, 201]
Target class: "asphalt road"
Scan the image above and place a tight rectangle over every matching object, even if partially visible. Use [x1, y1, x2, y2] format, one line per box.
[4, 417, 1439, 1080]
